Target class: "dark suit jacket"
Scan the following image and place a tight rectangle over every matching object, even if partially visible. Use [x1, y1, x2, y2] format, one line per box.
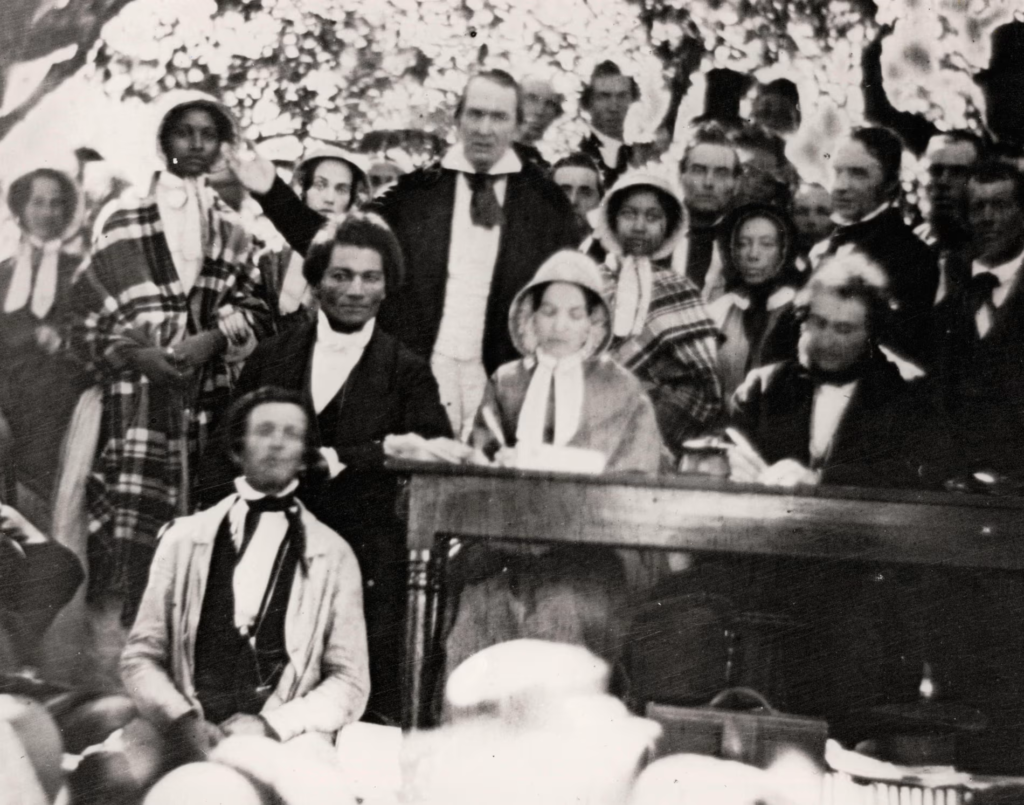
[821, 208, 938, 364]
[729, 353, 950, 489]
[198, 320, 451, 522]
[928, 256, 1024, 476]
[255, 158, 578, 375]
[211, 319, 450, 725]
[577, 132, 632, 190]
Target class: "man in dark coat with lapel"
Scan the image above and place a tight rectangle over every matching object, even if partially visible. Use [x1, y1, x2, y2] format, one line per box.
[200, 214, 455, 724]
[577, 61, 639, 190]
[230, 70, 579, 438]
[724, 253, 954, 725]
[808, 127, 938, 367]
[727, 252, 946, 489]
[929, 161, 1024, 478]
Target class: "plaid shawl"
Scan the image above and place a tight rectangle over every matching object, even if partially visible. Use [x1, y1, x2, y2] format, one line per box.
[603, 264, 723, 452]
[70, 180, 271, 587]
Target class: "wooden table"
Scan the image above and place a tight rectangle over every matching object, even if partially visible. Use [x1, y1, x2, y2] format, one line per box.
[394, 462, 1024, 728]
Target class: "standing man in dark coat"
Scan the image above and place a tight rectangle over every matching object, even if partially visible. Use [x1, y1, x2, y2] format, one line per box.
[808, 126, 938, 366]
[199, 214, 459, 724]
[230, 70, 578, 438]
[577, 61, 639, 190]
[929, 161, 1024, 478]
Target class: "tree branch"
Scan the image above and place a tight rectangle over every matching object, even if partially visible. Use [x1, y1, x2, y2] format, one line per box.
[0, 0, 136, 141]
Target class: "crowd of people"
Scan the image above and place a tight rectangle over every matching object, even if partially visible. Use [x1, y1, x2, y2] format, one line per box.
[4, 18, 1024, 789]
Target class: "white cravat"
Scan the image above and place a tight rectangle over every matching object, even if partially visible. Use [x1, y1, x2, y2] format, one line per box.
[971, 255, 1023, 338]
[592, 128, 624, 169]
[3, 237, 60, 318]
[432, 146, 521, 363]
[606, 253, 653, 339]
[516, 350, 585, 448]
[228, 477, 299, 635]
[156, 172, 206, 294]
[310, 310, 374, 414]
[809, 381, 857, 466]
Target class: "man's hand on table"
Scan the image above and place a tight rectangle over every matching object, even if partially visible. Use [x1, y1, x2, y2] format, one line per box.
[220, 713, 280, 741]
[758, 459, 821, 488]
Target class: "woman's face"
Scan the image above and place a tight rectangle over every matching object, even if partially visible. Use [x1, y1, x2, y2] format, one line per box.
[615, 189, 668, 257]
[734, 216, 783, 286]
[304, 159, 355, 216]
[534, 282, 592, 359]
[22, 177, 68, 241]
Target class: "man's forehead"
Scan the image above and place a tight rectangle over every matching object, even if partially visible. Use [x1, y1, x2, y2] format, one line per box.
[592, 74, 633, 94]
[554, 165, 600, 188]
[833, 139, 877, 166]
[687, 143, 737, 170]
[248, 401, 307, 427]
[927, 139, 978, 165]
[328, 243, 384, 271]
[969, 178, 1017, 202]
[521, 77, 557, 101]
[464, 77, 518, 113]
[810, 290, 868, 324]
[795, 186, 829, 206]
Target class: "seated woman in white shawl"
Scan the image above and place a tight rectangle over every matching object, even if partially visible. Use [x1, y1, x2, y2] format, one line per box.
[443, 250, 663, 686]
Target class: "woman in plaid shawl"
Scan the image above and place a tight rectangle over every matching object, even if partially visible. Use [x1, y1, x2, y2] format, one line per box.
[587, 168, 723, 460]
[71, 92, 272, 617]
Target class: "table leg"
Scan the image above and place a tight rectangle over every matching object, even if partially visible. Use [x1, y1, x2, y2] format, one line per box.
[403, 547, 431, 729]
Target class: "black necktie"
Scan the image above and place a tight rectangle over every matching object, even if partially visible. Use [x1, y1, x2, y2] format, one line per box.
[968, 271, 999, 317]
[466, 173, 504, 229]
[240, 494, 296, 560]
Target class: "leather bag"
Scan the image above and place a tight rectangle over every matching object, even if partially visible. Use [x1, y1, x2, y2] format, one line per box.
[646, 687, 828, 769]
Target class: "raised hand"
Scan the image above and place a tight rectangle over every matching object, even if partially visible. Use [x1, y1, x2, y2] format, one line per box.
[224, 139, 277, 196]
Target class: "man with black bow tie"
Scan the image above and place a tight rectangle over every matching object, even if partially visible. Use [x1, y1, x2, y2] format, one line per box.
[930, 161, 1024, 477]
[727, 253, 946, 489]
[122, 386, 369, 762]
[231, 70, 578, 439]
[808, 127, 937, 366]
[722, 254, 952, 720]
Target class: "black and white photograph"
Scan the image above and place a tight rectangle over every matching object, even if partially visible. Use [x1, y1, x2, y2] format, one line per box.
[2, 0, 1024, 802]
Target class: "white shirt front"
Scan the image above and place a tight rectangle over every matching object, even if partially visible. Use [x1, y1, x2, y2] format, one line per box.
[432, 146, 521, 362]
[809, 381, 858, 466]
[971, 253, 1023, 338]
[310, 310, 375, 414]
[156, 172, 208, 294]
[228, 477, 299, 635]
[591, 127, 624, 169]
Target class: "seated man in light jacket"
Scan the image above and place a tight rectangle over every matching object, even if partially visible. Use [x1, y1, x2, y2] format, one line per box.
[121, 386, 369, 763]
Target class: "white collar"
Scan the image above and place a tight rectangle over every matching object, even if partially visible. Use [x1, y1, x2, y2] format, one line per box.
[972, 251, 1024, 285]
[714, 286, 795, 313]
[831, 200, 892, 228]
[156, 170, 206, 201]
[234, 476, 299, 501]
[441, 145, 522, 176]
[591, 127, 623, 151]
[25, 234, 62, 252]
[316, 309, 375, 352]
